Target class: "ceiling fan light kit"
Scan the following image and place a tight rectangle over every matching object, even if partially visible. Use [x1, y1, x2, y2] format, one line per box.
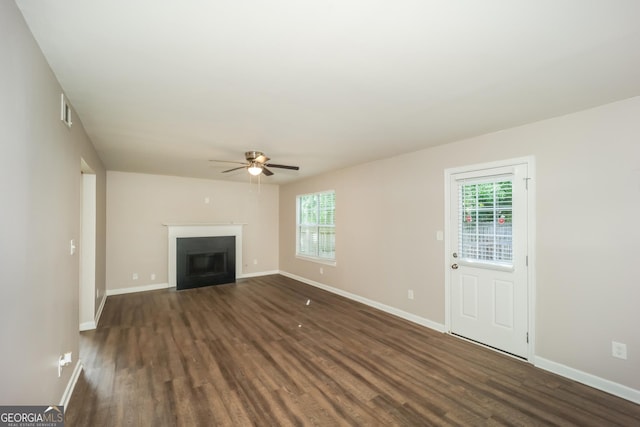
[247, 162, 263, 176]
[210, 151, 300, 178]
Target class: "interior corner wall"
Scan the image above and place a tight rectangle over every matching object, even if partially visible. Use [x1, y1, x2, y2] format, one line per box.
[279, 96, 640, 393]
[106, 172, 279, 293]
[0, 1, 107, 404]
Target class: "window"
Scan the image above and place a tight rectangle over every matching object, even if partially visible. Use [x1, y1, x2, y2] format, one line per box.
[297, 190, 335, 262]
[458, 178, 513, 266]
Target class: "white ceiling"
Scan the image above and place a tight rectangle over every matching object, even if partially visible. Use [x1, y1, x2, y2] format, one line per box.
[16, 0, 640, 183]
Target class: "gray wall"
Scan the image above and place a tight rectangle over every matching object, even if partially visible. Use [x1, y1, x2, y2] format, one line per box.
[0, 1, 106, 404]
[106, 172, 279, 292]
[280, 96, 640, 394]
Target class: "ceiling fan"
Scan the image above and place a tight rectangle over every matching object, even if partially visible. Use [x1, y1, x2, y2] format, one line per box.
[209, 151, 300, 176]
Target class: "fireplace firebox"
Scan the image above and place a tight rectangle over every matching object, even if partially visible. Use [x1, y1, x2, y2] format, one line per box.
[176, 236, 236, 290]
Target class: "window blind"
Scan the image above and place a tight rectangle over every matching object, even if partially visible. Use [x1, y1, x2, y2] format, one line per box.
[458, 177, 513, 265]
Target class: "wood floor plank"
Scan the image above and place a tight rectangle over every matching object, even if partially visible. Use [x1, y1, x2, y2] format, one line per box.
[66, 275, 640, 426]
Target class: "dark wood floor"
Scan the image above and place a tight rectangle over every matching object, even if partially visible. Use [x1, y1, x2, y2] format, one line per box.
[67, 275, 640, 426]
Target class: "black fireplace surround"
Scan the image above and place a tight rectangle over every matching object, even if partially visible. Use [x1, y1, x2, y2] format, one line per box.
[176, 236, 236, 290]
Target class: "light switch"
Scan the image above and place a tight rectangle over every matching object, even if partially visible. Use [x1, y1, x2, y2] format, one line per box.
[70, 239, 76, 255]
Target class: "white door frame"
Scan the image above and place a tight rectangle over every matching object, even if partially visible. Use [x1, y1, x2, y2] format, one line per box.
[444, 156, 536, 361]
[79, 158, 97, 331]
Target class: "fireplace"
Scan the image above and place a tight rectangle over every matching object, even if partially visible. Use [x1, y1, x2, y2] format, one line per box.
[177, 236, 236, 290]
[165, 223, 244, 290]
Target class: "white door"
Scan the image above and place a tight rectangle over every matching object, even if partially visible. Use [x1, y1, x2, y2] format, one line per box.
[449, 163, 529, 358]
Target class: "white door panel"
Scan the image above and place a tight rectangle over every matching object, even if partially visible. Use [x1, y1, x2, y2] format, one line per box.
[494, 279, 514, 329]
[460, 275, 478, 319]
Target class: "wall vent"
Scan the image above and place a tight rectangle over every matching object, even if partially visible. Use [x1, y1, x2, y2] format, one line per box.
[60, 93, 72, 128]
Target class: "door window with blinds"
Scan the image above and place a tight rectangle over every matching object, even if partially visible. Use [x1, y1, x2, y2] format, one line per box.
[458, 177, 513, 267]
[296, 190, 336, 262]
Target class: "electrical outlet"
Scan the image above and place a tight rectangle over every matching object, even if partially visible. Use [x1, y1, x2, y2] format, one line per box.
[408, 289, 414, 300]
[612, 341, 627, 360]
[253, 259, 258, 265]
[319, 267, 324, 275]
[151, 273, 156, 280]
[132, 273, 138, 280]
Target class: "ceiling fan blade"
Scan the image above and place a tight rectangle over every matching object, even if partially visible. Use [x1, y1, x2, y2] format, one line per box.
[209, 159, 247, 165]
[222, 166, 247, 173]
[265, 163, 300, 170]
[262, 167, 274, 176]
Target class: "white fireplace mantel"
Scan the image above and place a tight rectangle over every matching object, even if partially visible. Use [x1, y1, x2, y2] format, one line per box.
[164, 223, 244, 288]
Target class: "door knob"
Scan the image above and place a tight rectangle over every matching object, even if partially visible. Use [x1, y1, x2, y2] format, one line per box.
[451, 263, 459, 270]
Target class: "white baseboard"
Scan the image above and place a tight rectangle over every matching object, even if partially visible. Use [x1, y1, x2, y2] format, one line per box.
[105, 271, 280, 296]
[106, 282, 170, 296]
[238, 270, 280, 279]
[79, 295, 107, 331]
[279, 271, 446, 333]
[79, 320, 96, 331]
[94, 293, 106, 327]
[535, 357, 640, 404]
[59, 360, 83, 408]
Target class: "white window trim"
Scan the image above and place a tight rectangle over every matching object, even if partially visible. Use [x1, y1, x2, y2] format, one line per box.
[295, 254, 337, 267]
